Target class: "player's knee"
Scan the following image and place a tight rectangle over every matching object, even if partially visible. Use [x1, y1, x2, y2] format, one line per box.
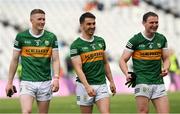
[138, 107, 149, 113]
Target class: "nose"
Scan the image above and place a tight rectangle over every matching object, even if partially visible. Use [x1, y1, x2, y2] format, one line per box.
[90, 24, 95, 28]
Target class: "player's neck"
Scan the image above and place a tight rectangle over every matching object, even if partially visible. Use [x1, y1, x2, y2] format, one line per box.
[144, 31, 154, 38]
[82, 33, 93, 40]
[31, 28, 43, 35]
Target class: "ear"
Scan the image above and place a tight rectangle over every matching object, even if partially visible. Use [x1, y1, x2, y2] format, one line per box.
[142, 21, 145, 26]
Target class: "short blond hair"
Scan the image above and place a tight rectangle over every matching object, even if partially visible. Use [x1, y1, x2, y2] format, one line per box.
[30, 9, 45, 16]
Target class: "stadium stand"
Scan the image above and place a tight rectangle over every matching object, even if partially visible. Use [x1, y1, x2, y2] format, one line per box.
[0, 0, 180, 82]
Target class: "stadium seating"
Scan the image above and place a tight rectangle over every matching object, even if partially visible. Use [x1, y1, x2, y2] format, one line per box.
[0, 0, 180, 80]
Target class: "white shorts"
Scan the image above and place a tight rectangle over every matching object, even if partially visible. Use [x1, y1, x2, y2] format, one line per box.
[76, 82, 109, 106]
[134, 84, 167, 99]
[20, 80, 52, 101]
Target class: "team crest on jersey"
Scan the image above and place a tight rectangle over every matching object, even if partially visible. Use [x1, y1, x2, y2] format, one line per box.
[90, 43, 96, 50]
[157, 43, 161, 48]
[45, 40, 50, 46]
[148, 42, 153, 49]
[98, 43, 103, 48]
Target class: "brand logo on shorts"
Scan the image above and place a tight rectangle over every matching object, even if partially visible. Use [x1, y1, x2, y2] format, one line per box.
[77, 96, 80, 101]
[135, 88, 140, 94]
[83, 95, 88, 101]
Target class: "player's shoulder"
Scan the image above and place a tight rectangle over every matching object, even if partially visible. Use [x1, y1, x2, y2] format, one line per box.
[155, 32, 166, 39]
[129, 32, 143, 42]
[16, 29, 29, 37]
[70, 37, 82, 47]
[93, 35, 104, 42]
[44, 30, 56, 37]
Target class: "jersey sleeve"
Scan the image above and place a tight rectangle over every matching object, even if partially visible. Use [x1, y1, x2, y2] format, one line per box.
[14, 34, 22, 50]
[52, 34, 59, 50]
[102, 38, 106, 50]
[125, 37, 137, 51]
[162, 35, 168, 49]
[70, 42, 80, 57]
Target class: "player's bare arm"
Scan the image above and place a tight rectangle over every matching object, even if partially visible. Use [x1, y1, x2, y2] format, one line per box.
[71, 56, 96, 97]
[6, 50, 20, 94]
[103, 53, 116, 95]
[119, 50, 132, 82]
[161, 49, 170, 77]
[51, 50, 60, 92]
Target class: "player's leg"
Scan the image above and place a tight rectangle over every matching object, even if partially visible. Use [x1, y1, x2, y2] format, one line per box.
[19, 81, 36, 114]
[36, 81, 52, 113]
[151, 84, 169, 113]
[96, 97, 110, 114]
[134, 84, 151, 113]
[152, 96, 169, 113]
[95, 84, 110, 114]
[76, 82, 94, 114]
[135, 96, 150, 113]
[37, 100, 50, 113]
[20, 95, 34, 114]
[80, 105, 93, 114]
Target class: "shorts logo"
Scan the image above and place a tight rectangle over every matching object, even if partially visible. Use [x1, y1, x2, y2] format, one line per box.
[83, 95, 88, 101]
[77, 96, 80, 101]
[135, 88, 140, 94]
[143, 87, 147, 93]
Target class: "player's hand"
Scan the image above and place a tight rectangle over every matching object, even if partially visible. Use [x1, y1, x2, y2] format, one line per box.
[51, 79, 59, 92]
[161, 68, 168, 77]
[109, 81, 116, 96]
[6, 84, 17, 97]
[126, 72, 132, 82]
[85, 85, 96, 97]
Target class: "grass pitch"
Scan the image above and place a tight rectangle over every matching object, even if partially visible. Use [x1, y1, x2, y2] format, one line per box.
[0, 92, 180, 113]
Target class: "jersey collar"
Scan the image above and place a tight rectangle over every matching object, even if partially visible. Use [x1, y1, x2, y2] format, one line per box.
[29, 29, 44, 38]
[80, 36, 94, 42]
[141, 31, 155, 41]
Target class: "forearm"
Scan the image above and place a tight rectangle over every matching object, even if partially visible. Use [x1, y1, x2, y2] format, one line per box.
[52, 59, 60, 77]
[75, 69, 90, 87]
[163, 58, 170, 70]
[105, 63, 114, 83]
[8, 60, 19, 84]
[119, 59, 129, 76]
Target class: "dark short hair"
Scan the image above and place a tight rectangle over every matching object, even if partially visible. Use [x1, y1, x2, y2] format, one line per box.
[143, 11, 158, 22]
[30, 9, 45, 16]
[79, 12, 96, 24]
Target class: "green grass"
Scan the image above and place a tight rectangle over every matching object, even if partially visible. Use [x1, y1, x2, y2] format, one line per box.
[0, 92, 180, 113]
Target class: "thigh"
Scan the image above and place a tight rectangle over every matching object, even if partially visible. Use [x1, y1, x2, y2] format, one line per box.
[96, 97, 110, 114]
[95, 84, 109, 102]
[20, 81, 36, 97]
[20, 95, 34, 113]
[134, 84, 151, 99]
[135, 96, 150, 113]
[152, 96, 169, 113]
[37, 100, 50, 114]
[37, 81, 52, 101]
[151, 84, 167, 99]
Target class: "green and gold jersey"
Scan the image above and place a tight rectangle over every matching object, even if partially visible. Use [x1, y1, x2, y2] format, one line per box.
[70, 36, 106, 85]
[126, 32, 168, 84]
[14, 29, 58, 81]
